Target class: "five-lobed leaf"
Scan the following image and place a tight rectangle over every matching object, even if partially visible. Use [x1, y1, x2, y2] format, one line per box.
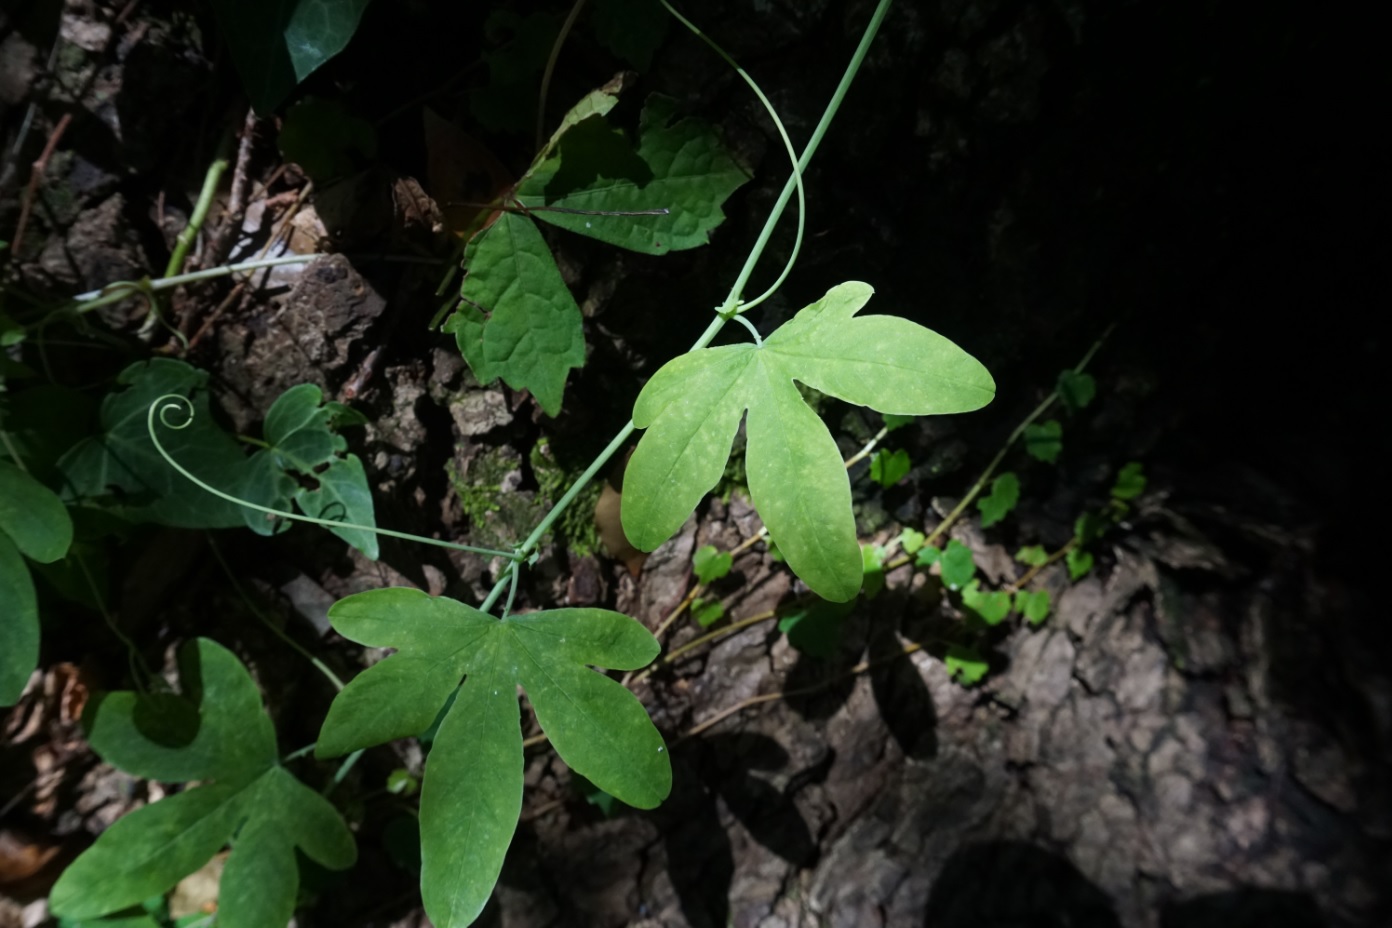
[241, 383, 378, 558]
[622, 282, 994, 602]
[317, 588, 670, 928]
[50, 639, 355, 927]
[443, 211, 585, 416]
[692, 544, 733, 585]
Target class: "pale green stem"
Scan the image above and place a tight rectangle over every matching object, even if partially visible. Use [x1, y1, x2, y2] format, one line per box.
[476, 0, 896, 615]
[72, 254, 317, 303]
[206, 536, 346, 692]
[145, 395, 521, 562]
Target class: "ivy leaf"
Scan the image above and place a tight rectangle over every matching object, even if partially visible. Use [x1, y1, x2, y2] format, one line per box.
[517, 95, 750, 254]
[691, 544, 732, 585]
[1056, 370, 1096, 413]
[49, 639, 355, 926]
[622, 282, 995, 602]
[210, 0, 373, 114]
[690, 597, 724, 627]
[1066, 548, 1095, 581]
[961, 579, 1011, 625]
[777, 597, 854, 659]
[241, 383, 378, 558]
[1074, 511, 1108, 545]
[316, 590, 670, 928]
[938, 539, 976, 591]
[442, 211, 584, 416]
[898, 528, 926, 555]
[1015, 589, 1051, 625]
[1111, 461, 1146, 501]
[1015, 545, 1048, 567]
[944, 644, 989, 685]
[976, 471, 1020, 528]
[868, 448, 911, 487]
[0, 460, 73, 704]
[915, 544, 942, 568]
[882, 413, 915, 432]
[1024, 419, 1062, 464]
[58, 360, 249, 528]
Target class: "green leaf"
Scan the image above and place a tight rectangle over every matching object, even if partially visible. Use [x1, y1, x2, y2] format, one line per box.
[898, 528, 926, 555]
[961, 579, 1011, 625]
[944, 644, 989, 685]
[50, 639, 355, 926]
[882, 413, 915, 432]
[777, 597, 854, 659]
[0, 534, 39, 705]
[318, 590, 670, 927]
[692, 544, 733, 585]
[1056, 370, 1096, 413]
[868, 448, 911, 487]
[1014, 589, 1051, 625]
[1024, 419, 1062, 464]
[242, 383, 378, 558]
[1015, 545, 1048, 567]
[0, 459, 73, 562]
[210, 0, 373, 114]
[690, 597, 724, 627]
[938, 539, 976, 591]
[1074, 511, 1108, 545]
[915, 544, 941, 568]
[387, 768, 420, 796]
[1111, 461, 1146, 501]
[442, 211, 584, 416]
[592, 0, 670, 70]
[861, 544, 886, 599]
[518, 96, 750, 254]
[976, 471, 1020, 528]
[58, 360, 249, 528]
[1066, 547, 1095, 581]
[622, 282, 995, 602]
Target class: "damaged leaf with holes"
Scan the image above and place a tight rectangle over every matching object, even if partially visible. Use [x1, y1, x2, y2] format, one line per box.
[623, 282, 994, 602]
[315, 589, 670, 927]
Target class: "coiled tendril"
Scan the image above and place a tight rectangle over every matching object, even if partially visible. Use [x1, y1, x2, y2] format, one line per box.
[146, 395, 522, 561]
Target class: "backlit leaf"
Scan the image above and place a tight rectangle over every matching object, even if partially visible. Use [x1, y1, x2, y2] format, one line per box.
[1015, 545, 1048, 567]
[869, 448, 911, 487]
[961, 579, 1011, 625]
[622, 282, 994, 602]
[443, 211, 584, 416]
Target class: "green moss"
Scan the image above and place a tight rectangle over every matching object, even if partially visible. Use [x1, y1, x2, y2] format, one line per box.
[530, 438, 602, 557]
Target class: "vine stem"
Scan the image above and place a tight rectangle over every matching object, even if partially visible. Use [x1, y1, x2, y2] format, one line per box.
[919, 323, 1116, 552]
[1005, 537, 1076, 593]
[478, 0, 895, 615]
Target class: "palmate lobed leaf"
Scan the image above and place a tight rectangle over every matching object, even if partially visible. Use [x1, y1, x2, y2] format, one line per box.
[622, 282, 995, 602]
[49, 639, 355, 927]
[443, 211, 585, 417]
[317, 589, 669, 928]
[240, 383, 379, 557]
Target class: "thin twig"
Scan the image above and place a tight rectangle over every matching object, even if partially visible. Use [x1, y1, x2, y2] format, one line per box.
[1004, 538, 1076, 593]
[202, 109, 260, 270]
[11, 113, 72, 254]
[536, 0, 590, 151]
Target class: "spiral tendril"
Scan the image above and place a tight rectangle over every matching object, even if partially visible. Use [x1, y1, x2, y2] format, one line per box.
[145, 395, 522, 562]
